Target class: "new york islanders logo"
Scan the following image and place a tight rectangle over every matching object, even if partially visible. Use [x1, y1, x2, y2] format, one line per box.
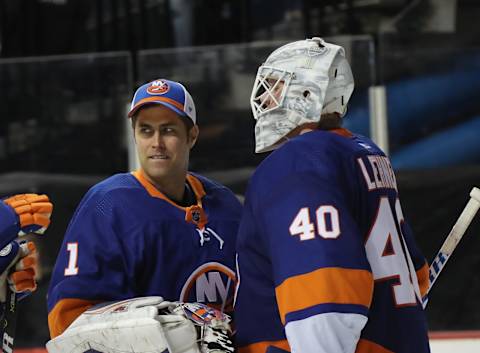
[180, 262, 236, 312]
[147, 80, 169, 95]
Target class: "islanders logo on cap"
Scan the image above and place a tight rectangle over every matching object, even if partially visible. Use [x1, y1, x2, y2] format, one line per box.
[146, 80, 169, 95]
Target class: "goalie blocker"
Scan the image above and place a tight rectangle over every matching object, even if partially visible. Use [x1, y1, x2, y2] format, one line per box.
[46, 297, 234, 353]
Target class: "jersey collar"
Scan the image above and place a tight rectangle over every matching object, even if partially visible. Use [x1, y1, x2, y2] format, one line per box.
[329, 128, 353, 138]
[132, 169, 206, 209]
[132, 169, 208, 229]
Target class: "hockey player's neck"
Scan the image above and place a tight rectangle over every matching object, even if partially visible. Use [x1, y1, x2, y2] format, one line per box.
[142, 169, 188, 203]
[286, 123, 317, 139]
[288, 119, 343, 138]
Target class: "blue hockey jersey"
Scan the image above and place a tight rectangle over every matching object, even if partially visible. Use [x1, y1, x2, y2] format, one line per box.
[235, 129, 430, 353]
[48, 170, 242, 338]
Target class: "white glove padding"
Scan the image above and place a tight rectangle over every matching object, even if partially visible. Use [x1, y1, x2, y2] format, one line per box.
[46, 296, 234, 353]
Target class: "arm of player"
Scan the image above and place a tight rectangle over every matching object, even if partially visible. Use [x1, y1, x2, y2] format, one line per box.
[263, 175, 373, 353]
[286, 313, 368, 353]
[0, 193, 53, 248]
[280, 267, 372, 353]
[47, 190, 143, 338]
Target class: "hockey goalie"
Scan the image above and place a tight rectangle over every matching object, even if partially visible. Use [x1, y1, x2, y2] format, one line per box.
[46, 297, 234, 353]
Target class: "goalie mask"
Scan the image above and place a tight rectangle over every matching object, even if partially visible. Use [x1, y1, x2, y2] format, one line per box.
[250, 37, 354, 153]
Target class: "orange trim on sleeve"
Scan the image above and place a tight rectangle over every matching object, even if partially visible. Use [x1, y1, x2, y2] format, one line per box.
[355, 338, 394, 353]
[416, 262, 430, 298]
[48, 298, 101, 338]
[275, 267, 373, 324]
[238, 339, 290, 353]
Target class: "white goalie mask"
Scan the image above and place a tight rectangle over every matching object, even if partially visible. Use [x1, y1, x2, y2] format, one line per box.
[250, 37, 354, 153]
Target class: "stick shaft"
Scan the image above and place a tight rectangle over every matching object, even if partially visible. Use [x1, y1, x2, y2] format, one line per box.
[2, 289, 17, 353]
[424, 187, 480, 308]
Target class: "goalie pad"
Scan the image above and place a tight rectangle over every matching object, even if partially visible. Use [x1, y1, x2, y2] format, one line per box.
[46, 297, 233, 353]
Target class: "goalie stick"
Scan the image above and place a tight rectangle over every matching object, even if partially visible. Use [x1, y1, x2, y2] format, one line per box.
[1, 279, 32, 353]
[423, 186, 480, 308]
[1, 241, 34, 353]
[2, 287, 17, 353]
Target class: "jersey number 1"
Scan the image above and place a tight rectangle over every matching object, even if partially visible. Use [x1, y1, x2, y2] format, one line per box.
[64, 242, 79, 276]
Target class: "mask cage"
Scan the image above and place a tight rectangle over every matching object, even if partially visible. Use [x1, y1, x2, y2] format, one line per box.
[250, 65, 293, 120]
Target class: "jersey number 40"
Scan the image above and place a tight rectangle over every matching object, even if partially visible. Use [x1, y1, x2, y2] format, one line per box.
[365, 197, 421, 306]
[289, 205, 340, 240]
[289, 198, 421, 307]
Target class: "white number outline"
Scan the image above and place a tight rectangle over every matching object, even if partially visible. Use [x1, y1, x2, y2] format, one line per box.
[316, 205, 341, 239]
[365, 197, 421, 307]
[289, 207, 316, 241]
[64, 242, 79, 276]
[289, 205, 341, 240]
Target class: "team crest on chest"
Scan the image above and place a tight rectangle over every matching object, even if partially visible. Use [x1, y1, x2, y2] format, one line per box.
[180, 262, 236, 312]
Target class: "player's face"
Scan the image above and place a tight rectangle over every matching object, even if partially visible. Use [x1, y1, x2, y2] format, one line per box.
[134, 105, 198, 189]
[259, 78, 285, 110]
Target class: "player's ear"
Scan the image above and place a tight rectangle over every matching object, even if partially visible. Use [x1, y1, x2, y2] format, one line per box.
[131, 116, 138, 143]
[188, 125, 199, 148]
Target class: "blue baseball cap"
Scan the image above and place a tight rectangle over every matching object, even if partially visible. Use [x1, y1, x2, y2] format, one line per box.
[128, 79, 196, 124]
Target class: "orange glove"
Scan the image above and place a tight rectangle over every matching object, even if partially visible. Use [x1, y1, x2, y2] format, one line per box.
[3, 193, 53, 237]
[0, 241, 37, 302]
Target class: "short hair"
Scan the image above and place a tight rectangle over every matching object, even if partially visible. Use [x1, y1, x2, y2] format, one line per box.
[318, 113, 343, 130]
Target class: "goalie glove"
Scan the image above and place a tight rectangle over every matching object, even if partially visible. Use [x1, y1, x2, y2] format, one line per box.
[0, 193, 53, 248]
[46, 296, 234, 353]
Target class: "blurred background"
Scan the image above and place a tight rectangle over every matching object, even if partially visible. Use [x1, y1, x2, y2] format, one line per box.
[1, 0, 480, 350]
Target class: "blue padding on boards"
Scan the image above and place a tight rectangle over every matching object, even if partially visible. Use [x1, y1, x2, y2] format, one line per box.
[391, 115, 480, 169]
[344, 69, 480, 142]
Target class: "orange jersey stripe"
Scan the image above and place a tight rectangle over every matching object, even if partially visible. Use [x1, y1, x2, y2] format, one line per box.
[355, 338, 393, 353]
[238, 339, 290, 353]
[275, 267, 373, 324]
[416, 262, 429, 298]
[48, 298, 101, 338]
